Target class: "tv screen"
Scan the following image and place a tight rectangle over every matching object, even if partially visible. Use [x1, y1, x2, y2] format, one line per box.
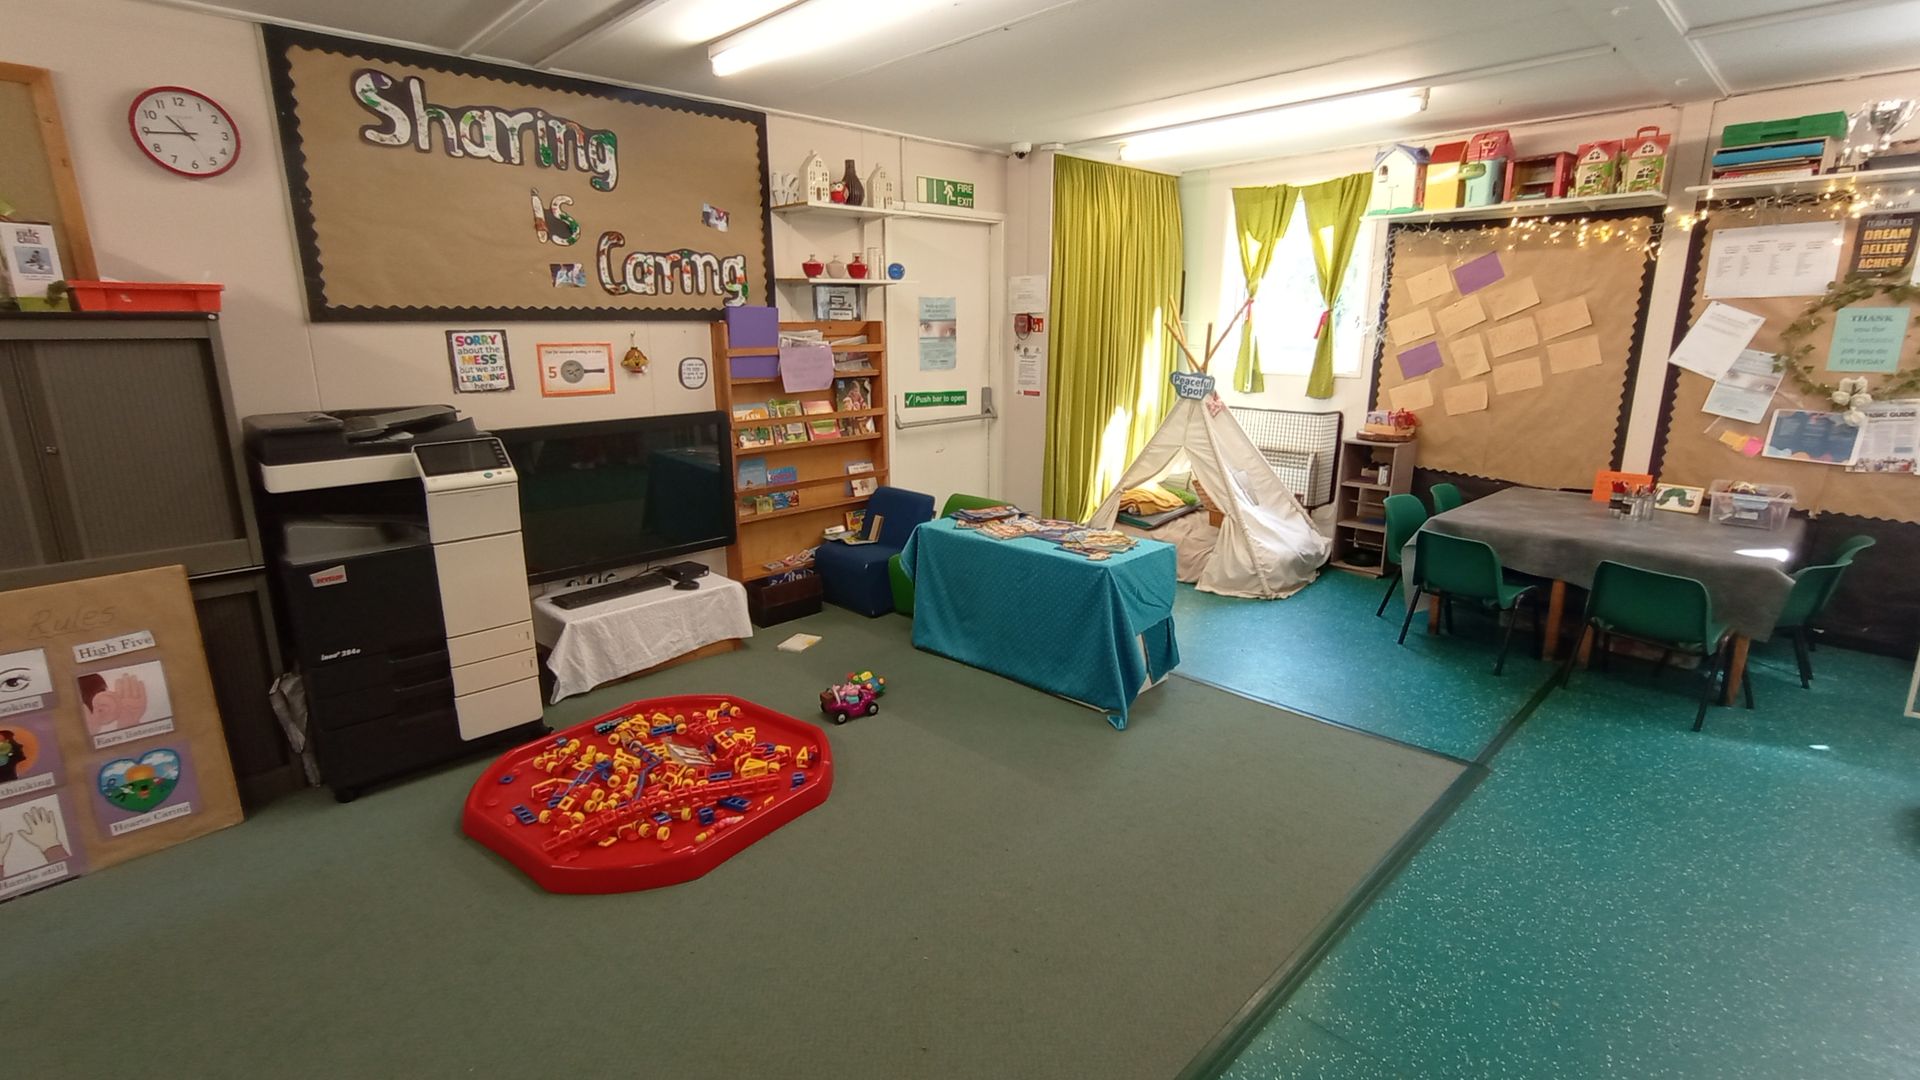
[496, 412, 734, 583]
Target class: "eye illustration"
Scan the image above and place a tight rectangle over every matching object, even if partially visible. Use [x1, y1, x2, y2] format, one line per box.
[0, 667, 33, 694]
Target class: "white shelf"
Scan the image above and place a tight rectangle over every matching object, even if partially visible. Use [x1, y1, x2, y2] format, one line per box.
[775, 277, 910, 287]
[772, 201, 908, 221]
[1683, 165, 1920, 199]
[1379, 190, 1670, 224]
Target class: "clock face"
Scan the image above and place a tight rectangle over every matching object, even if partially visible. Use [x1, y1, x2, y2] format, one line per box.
[128, 86, 240, 178]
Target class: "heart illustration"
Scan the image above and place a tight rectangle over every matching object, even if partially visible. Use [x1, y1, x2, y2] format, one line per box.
[98, 748, 182, 813]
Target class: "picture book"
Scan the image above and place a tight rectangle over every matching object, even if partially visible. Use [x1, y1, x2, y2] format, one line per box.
[767, 464, 798, 485]
[845, 460, 875, 475]
[802, 399, 835, 416]
[774, 421, 809, 444]
[808, 418, 843, 441]
[845, 509, 866, 534]
[736, 456, 768, 488]
[770, 491, 800, 511]
[833, 377, 874, 412]
[848, 476, 877, 497]
[732, 402, 769, 421]
[767, 397, 804, 418]
[738, 425, 773, 449]
[840, 416, 878, 436]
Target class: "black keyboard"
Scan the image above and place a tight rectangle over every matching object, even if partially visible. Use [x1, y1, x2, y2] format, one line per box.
[548, 572, 671, 610]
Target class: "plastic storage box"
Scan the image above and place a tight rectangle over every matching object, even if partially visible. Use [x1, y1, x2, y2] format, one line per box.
[1720, 113, 1847, 149]
[1707, 481, 1795, 530]
[67, 280, 223, 312]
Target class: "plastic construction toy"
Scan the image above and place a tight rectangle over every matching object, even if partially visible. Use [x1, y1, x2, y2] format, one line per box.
[846, 670, 886, 697]
[819, 681, 879, 724]
[462, 695, 832, 894]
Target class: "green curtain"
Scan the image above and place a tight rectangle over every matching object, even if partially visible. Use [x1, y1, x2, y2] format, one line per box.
[1298, 172, 1373, 399]
[1044, 155, 1184, 522]
[1228, 184, 1295, 394]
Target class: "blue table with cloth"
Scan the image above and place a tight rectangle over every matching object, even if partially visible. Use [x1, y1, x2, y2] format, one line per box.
[898, 518, 1180, 729]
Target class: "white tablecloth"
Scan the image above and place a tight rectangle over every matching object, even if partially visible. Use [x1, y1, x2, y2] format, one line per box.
[533, 575, 752, 702]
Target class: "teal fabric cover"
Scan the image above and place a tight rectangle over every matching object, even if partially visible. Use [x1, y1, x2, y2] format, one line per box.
[899, 518, 1180, 729]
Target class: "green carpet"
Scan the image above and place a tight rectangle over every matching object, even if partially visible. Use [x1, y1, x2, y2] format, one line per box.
[2, 607, 1465, 1080]
[1218, 635, 1920, 1080]
[1174, 572, 1556, 760]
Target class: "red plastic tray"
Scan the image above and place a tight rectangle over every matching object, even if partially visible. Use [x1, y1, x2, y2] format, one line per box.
[65, 280, 224, 313]
[462, 695, 832, 894]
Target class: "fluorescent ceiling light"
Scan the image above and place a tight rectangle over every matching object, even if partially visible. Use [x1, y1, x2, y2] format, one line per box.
[709, 0, 934, 77]
[674, 0, 805, 44]
[1118, 88, 1430, 163]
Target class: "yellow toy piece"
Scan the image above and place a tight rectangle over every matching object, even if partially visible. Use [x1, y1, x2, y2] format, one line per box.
[656, 825, 671, 842]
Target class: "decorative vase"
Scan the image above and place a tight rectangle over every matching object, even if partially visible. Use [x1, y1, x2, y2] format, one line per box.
[826, 255, 848, 278]
[841, 159, 865, 206]
[802, 254, 824, 278]
[847, 254, 868, 279]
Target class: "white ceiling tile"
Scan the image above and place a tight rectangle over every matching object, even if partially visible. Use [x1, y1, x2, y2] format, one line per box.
[1698, 3, 1920, 92]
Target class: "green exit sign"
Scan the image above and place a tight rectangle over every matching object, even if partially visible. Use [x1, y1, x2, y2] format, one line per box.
[904, 390, 968, 408]
[916, 176, 975, 208]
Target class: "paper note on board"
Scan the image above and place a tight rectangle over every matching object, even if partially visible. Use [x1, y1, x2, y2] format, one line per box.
[1846, 400, 1919, 473]
[1827, 306, 1911, 373]
[1486, 317, 1540, 358]
[1701, 348, 1783, 423]
[1387, 307, 1437, 344]
[1704, 221, 1845, 299]
[1435, 295, 1488, 337]
[1444, 381, 1489, 415]
[1407, 265, 1455, 305]
[1397, 340, 1445, 379]
[1389, 379, 1434, 412]
[1486, 277, 1541, 320]
[1492, 357, 1545, 395]
[1547, 335, 1604, 374]
[1452, 252, 1506, 295]
[1669, 301, 1766, 380]
[1450, 334, 1491, 379]
[1536, 297, 1593, 340]
[1719, 430, 1751, 452]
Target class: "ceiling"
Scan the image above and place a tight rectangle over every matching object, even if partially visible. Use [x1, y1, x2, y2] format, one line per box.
[162, 0, 1920, 169]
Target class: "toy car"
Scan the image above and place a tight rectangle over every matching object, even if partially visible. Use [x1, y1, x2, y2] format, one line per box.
[819, 682, 879, 724]
[846, 670, 886, 697]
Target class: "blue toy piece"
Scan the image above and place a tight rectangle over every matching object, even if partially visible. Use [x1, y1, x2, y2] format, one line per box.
[791, 771, 806, 788]
[511, 805, 537, 824]
[650, 722, 678, 736]
[718, 796, 750, 811]
[709, 770, 733, 782]
[498, 773, 516, 784]
[652, 811, 673, 825]
[697, 806, 716, 826]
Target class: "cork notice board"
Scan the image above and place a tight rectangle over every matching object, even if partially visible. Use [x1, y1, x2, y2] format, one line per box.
[264, 27, 772, 321]
[1373, 213, 1658, 489]
[1655, 205, 1920, 523]
[0, 566, 242, 901]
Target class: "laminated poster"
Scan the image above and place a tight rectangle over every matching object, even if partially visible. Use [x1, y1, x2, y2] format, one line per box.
[93, 746, 198, 838]
[0, 647, 54, 720]
[0, 789, 86, 900]
[78, 659, 175, 750]
[0, 712, 64, 803]
[1762, 409, 1863, 466]
[919, 296, 958, 371]
[1847, 401, 1920, 474]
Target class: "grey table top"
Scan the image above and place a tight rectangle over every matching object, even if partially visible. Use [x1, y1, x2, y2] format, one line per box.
[1408, 487, 1807, 640]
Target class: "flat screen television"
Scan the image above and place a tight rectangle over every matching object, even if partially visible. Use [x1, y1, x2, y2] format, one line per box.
[495, 412, 735, 584]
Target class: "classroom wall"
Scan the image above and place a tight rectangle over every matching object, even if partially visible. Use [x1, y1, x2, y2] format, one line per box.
[1001, 150, 1055, 510]
[1, 0, 1006, 436]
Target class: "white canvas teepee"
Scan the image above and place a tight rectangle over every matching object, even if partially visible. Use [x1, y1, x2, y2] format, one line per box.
[1087, 303, 1329, 599]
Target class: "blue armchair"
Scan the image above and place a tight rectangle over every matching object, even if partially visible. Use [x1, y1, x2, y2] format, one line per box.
[814, 486, 935, 616]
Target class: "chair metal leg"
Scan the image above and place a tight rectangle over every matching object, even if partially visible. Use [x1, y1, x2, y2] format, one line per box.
[1375, 570, 1401, 618]
[1494, 606, 1517, 675]
[1694, 645, 1724, 732]
[1743, 655, 1756, 710]
[1443, 596, 1457, 635]
[1560, 625, 1592, 688]
[1652, 649, 1672, 679]
[1598, 632, 1612, 672]
[1397, 586, 1424, 645]
[1529, 594, 1543, 658]
[1792, 628, 1812, 688]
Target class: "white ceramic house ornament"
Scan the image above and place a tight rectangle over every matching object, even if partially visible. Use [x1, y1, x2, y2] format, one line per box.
[866, 164, 896, 209]
[802, 152, 833, 204]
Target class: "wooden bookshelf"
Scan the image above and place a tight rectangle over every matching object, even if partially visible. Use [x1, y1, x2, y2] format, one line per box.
[1328, 437, 1416, 577]
[710, 318, 889, 583]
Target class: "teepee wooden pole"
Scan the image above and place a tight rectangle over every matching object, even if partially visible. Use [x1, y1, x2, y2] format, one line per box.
[1164, 305, 1202, 372]
[1207, 298, 1254, 366]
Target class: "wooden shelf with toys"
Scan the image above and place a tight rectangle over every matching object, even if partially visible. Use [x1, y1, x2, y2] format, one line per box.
[1329, 422, 1417, 579]
[710, 317, 889, 584]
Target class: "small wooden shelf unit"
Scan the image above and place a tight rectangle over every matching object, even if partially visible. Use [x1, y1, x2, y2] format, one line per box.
[709, 318, 889, 583]
[1328, 437, 1416, 577]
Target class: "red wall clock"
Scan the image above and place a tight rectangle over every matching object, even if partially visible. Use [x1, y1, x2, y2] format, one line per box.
[128, 86, 240, 178]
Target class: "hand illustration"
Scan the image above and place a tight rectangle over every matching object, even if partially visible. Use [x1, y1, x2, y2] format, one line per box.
[86, 673, 149, 731]
[19, 804, 64, 858]
[0, 830, 11, 866]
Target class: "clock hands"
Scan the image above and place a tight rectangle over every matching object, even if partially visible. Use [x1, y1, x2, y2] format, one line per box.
[165, 115, 199, 141]
[140, 128, 195, 137]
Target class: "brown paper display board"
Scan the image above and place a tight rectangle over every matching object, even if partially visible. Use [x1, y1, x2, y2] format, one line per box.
[1655, 205, 1920, 523]
[1372, 212, 1659, 489]
[0, 566, 242, 900]
[264, 27, 772, 321]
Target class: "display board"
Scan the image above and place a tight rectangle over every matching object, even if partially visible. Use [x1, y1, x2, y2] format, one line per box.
[0, 62, 98, 283]
[1372, 212, 1659, 489]
[1654, 204, 1920, 523]
[264, 27, 772, 321]
[0, 565, 242, 900]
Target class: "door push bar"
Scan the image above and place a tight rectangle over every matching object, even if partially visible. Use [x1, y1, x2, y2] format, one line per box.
[893, 387, 997, 430]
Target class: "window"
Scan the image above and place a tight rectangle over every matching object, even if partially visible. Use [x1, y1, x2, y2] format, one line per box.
[1220, 204, 1378, 380]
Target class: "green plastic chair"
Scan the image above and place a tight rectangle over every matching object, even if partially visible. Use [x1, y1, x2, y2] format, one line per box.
[1429, 483, 1464, 514]
[1398, 531, 1536, 674]
[1374, 494, 1429, 618]
[887, 493, 1009, 616]
[1774, 534, 1874, 688]
[1567, 560, 1745, 730]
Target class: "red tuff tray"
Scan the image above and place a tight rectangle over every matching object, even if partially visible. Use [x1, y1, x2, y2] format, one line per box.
[462, 695, 832, 893]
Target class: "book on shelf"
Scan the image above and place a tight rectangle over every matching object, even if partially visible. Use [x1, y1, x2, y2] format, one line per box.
[736, 456, 767, 489]
[774, 421, 809, 444]
[840, 416, 878, 437]
[848, 476, 877, 497]
[808, 418, 843, 441]
[845, 508, 866, 535]
[732, 402, 769, 421]
[767, 464, 798, 486]
[813, 285, 861, 321]
[832, 376, 873, 412]
[845, 460, 875, 476]
[738, 426, 773, 449]
[771, 490, 799, 511]
[767, 397, 803, 418]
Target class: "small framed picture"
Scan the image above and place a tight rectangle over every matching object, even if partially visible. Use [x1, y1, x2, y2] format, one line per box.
[1652, 481, 1705, 514]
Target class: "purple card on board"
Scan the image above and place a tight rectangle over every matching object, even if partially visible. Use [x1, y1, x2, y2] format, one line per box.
[1397, 340, 1444, 379]
[1452, 252, 1505, 295]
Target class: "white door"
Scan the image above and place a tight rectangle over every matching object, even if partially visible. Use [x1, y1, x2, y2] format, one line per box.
[885, 218, 994, 508]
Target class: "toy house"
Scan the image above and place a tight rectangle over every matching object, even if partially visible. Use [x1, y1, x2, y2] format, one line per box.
[1366, 144, 1428, 215]
[1571, 138, 1623, 196]
[1423, 140, 1469, 211]
[1622, 126, 1671, 192]
[1511, 152, 1574, 200]
[1461, 129, 1513, 207]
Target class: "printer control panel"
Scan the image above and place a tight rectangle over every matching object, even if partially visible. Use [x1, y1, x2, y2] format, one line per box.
[412, 437, 516, 494]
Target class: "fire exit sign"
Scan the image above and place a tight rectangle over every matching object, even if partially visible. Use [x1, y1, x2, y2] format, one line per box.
[904, 390, 968, 408]
[916, 176, 975, 208]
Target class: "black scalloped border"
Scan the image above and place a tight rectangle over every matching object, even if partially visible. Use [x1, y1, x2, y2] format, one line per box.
[1370, 206, 1663, 485]
[262, 25, 774, 323]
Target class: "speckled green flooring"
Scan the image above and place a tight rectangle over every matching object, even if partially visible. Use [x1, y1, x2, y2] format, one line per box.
[1175, 570, 1555, 760]
[1189, 571, 1920, 1080]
